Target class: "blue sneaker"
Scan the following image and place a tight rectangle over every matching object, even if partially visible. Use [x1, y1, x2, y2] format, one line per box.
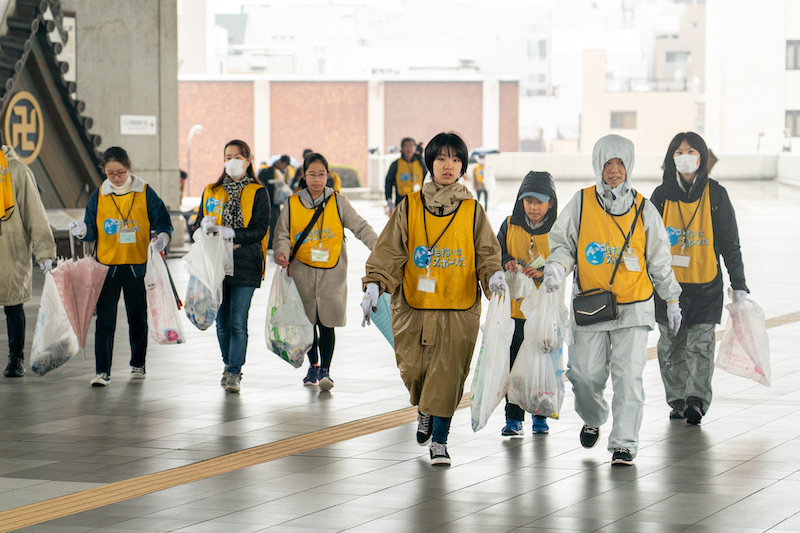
[303, 365, 319, 386]
[318, 368, 334, 391]
[532, 416, 549, 434]
[501, 419, 524, 436]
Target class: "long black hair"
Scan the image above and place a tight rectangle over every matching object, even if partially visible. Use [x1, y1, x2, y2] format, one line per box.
[298, 152, 328, 189]
[99, 146, 131, 171]
[212, 139, 257, 190]
[663, 132, 709, 181]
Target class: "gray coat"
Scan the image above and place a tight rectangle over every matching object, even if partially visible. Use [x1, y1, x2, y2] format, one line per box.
[273, 188, 377, 327]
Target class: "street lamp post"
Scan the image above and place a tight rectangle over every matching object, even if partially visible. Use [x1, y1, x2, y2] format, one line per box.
[186, 124, 204, 197]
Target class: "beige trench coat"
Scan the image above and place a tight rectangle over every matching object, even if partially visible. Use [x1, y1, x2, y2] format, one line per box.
[0, 146, 56, 306]
[363, 181, 502, 418]
[273, 188, 377, 327]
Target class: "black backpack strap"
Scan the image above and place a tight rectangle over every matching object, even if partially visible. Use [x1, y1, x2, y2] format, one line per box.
[609, 198, 646, 288]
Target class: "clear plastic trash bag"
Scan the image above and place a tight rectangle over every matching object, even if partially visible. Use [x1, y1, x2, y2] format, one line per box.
[470, 290, 514, 431]
[30, 274, 80, 376]
[716, 293, 771, 386]
[144, 243, 186, 345]
[184, 275, 222, 331]
[183, 228, 234, 293]
[266, 268, 314, 368]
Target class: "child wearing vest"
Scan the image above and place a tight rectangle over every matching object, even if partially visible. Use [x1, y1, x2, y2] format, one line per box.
[199, 140, 271, 394]
[362, 132, 506, 466]
[473, 156, 488, 211]
[497, 171, 559, 436]
[650, 132, 748, 424]
[385, 137, 427, 216]
[543, 134, 682, 466]
[274, 153, 377, 392]
[69, 147, 172, 387]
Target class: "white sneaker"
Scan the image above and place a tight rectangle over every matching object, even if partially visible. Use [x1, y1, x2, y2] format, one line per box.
[225, 373, 241, 393]
[130, 367, 146, 379]
[429, 442, 451, 466]
[90, 373, 110, 387]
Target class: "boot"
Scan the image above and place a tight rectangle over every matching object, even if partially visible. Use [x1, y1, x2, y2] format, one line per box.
[3, 355, 25, 377]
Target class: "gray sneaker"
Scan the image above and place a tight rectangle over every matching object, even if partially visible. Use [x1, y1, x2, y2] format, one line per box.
[221, 365, 228, 386]
[225, 372, 241, 393]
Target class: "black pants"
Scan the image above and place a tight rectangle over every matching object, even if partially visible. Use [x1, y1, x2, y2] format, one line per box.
[267, 206, 280, 249]
[505, 318, 527, 421]
[95, 267, 147, 375]
[307, 320, 335, 370]
[4, 304, 25, 358]
[476, 189, 488, 211]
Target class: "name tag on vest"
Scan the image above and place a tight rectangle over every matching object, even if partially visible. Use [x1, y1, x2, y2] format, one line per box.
[311, 247, 330, 263]
[672, 254, 691, 268]
[119, 230, 137, 244]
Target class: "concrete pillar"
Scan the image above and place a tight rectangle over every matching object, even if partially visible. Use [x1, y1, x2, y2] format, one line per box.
[704, 0, 723, 151]
[253, 80, 271, 164]
[482, 79, 500, 150]
[367, 80, 385, 189]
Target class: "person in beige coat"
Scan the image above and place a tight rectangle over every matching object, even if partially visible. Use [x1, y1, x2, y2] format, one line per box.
[362, 132, 506, 466]
[274, 153, 377, 391]
[0, 141, 57, 377]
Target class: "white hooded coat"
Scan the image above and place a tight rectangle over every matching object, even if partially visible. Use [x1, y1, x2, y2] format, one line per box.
[546, 134, 681, 331]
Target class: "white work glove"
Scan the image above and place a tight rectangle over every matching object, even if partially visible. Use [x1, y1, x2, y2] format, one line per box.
[152, 233, 169, 253]
[200, 215, 216, 233]
[361, 283, 380, 327]
[39, 259, 53, 272]
[69, 220, 86, 237]
[667, 301, 682, 337]
[732, 290, 749, 303]
[488, 271, 508, 295]
[543, 263, 565, 293]
[212, 225, 235, 240]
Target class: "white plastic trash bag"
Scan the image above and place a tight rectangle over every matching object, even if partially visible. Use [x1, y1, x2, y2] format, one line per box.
[470, 290, 514, 431]
[266, 268, 314, 368]
[144, 243, 186, 345]
[30, 273, 80, 376]
[184, 275, 222, 331]
[184, 228, 233, 292]
[716, 294, 771, 386]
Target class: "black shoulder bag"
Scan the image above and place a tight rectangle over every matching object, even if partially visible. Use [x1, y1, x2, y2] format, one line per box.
[573, 198, 646, 326]
[288, 201, 325, 264]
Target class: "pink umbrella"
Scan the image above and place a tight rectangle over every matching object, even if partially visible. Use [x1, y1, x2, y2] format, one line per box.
[50, 257, 109, 348]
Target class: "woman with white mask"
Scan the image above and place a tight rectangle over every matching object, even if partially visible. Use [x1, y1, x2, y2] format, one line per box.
[199, 140, 270, 393]
[650, 132, 748, 424]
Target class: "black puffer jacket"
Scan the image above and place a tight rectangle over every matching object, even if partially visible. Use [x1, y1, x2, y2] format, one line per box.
[650, 171, 747, 326]
[497, 171, 559, 266]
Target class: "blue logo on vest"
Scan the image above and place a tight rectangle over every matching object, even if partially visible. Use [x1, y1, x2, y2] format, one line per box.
[585, 242, 605, 265]
[413, 245, 430, 268]
[103, 219, 119, 235]
[666, 226, 681, 247]
[400, 173, 409, 182]
[205, 197, 221, 215]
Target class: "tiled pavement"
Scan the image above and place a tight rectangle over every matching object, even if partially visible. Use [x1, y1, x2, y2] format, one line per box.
[0, 178, 799, 532]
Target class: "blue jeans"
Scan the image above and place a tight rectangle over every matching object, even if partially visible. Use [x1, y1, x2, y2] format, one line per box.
[216, 281, 256, 375]
[432, 416, 452, 445]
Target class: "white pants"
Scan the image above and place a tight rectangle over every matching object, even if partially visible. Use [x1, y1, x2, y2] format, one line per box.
[567, 326, 649, 456]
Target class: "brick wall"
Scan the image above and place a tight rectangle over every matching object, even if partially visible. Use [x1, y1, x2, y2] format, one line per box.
[499, 81, 520, 152]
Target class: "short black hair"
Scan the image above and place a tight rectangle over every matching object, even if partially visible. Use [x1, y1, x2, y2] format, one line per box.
[424, 132, 469, 177]
[302, 149, 313, 158]
[401, 137, 415, 147]
[663, 132, 709, 180]
[99, 146, 131, 170]
[278, 155, 291, 164]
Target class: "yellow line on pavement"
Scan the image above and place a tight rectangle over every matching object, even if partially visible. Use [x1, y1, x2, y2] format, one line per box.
[0, 312, 795, 531]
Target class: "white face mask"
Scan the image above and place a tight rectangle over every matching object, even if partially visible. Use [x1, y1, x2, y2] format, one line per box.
[225, 158, 247, 179]
[674, 154, 700, 175]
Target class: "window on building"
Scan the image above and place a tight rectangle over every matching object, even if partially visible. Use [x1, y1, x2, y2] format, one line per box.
[786, 111, 800, 136]
[539, 39, 547, 59]
[611, 111, 637, 129]
[787, 41, 800, 70]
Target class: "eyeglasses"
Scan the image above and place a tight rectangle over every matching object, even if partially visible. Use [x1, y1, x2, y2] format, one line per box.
[105, 170, 128, 178]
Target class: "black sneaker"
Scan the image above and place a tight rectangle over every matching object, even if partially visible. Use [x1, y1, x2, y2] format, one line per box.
[669, 400, 686, 419]
[684, 397, 704, 425]
[579, 424, 600, 448]
[3, 356, 25, 377]
[416, 411, 432, 446]
[429, 442, 451, 466]
[611, 447, 634, 466]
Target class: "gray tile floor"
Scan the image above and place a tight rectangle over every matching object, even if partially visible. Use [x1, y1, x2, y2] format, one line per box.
[1, 178, 799, 532]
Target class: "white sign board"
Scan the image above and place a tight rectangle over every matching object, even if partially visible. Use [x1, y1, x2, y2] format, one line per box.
[120, 115, 157, 135]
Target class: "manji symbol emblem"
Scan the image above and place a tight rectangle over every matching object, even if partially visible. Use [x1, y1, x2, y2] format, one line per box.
[3, 91, 44, 165]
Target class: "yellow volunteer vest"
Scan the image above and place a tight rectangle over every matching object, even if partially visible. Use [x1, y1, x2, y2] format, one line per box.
[506, 217, 550, 319]
[0, 151, 13, 221]
[96, 187, 150, 265]
[395, 158, 424, 197]
[288, 193, 344, 269]
[576, 187, 653, 304]
[662, 182, 717, 284]
[403, 192, 478, 310]
[202, 182, 269, 278]
[474, 164, 484, 184]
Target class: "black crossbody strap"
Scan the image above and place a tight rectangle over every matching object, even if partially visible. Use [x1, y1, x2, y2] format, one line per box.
[289, 201, 326, 264]
[608, 198, 646, 288]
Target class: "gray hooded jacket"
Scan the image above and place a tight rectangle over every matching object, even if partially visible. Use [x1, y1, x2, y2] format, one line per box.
[546, 134, 681, 331]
